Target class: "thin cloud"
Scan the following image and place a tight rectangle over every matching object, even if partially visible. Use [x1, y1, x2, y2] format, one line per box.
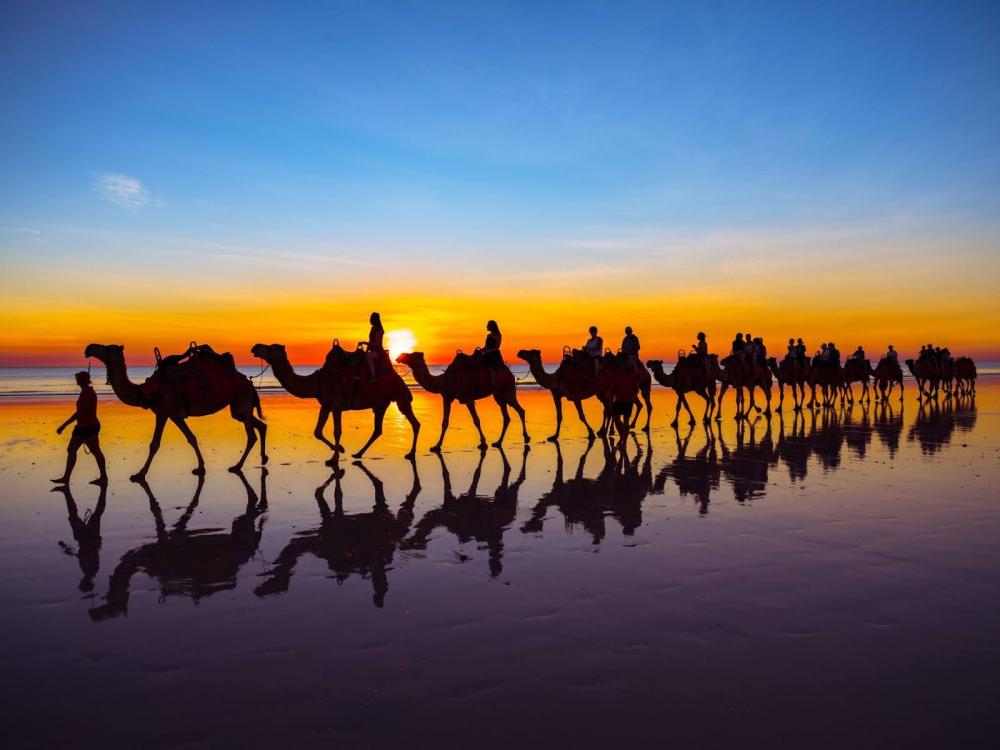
[93, 173, 157, 208]
[0, 226, 41, 235]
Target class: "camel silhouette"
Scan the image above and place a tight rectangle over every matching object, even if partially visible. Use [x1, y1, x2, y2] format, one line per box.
[396, 351, 528, 452]
[954, 357, 977, 396]
[712, 354, 770, 420]
[808, 355, 842, 408]
[841, 358, 875, 404]
[401, 445, 528, 577]
[85, 343, 266, 480]
[89, 469, 268, 621]
[646, 358, 716, 427]
[767, 356, 809, 413]
[254, 459, 420, 607]
[653, 424, 721, 515]
[251, 342, 419, 461]
[873, 358, 905, 404]
[517, 348, 607, 440]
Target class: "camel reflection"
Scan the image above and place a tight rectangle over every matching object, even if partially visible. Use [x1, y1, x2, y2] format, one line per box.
[255, 459, 420, 607]
[90, 470, 268, 620]
[521, 436, 651, 542]
[873, 402, 903, 457]
[719, 419, 775, 503]
[907, 396, 977, 455]
[402, 446, 528, 576]
[654, 425, 721, 515]
[54, 483, 108, 593]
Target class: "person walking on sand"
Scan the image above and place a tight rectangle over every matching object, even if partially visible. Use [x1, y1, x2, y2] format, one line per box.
[52, 371, 108, 485]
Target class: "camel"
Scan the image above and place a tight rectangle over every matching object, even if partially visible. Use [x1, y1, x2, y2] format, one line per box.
[652, 423, 720, 516]
[251, 343, 419, 461]
[711, 354, 767, 420]
[646, 358, 716, 427]
[841, 358, 875, 404]
[905, 358, 939, 400]
[955, 357, 977, 396]
[767, 356, 808, 412]
[517, 349, 606, 440]
[395, 351, 528, 452]
[872, 358, 904, 403]
[808, 356, 842, 407]
[85, 343, 266, 480]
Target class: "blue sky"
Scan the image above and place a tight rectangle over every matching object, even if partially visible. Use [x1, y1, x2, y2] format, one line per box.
[1, 1, 999, 362]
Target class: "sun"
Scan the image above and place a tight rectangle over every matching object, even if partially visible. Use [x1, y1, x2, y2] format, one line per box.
[386, 329, 417, 361]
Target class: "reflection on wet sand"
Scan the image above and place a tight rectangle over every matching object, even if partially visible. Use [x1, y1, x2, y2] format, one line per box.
[54, 482, 108, 593]
[523, 437, 651, 542]
[403, 446, 528, 576]
[908, 395, 977, 454]
[59, 395, 981, 614]
[89, 470, 268, 620]
[255, 459, 420, 607]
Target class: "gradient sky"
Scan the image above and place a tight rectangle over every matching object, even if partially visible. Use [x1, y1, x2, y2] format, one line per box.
[2, 0, 999, 365]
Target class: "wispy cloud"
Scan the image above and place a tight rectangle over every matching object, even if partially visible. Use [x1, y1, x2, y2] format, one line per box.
[0, 226, 41, 235]
[93, 173, 157, 208]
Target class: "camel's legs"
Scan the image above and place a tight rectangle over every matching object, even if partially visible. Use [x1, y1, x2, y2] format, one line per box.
[715, 383, 727, 422]
[629, 396, 642, 431]
[332, 410, 344, 455]
[549, 393, 563, 441]
[430, 398, 453, 453]
[640, 389, 652, 432]
[312, 406, 337, 451]
[353, 404, 387, 459]
[572, 398, 596, 439]
[670, 389, 684, 427]
[397, 399, 420, 460]
[252, 416, 268, 464]
[468, 401, 489, 449]
[508, 394, 530, 443]
[760, 383, 772, 417]
[776, 381, 785, 412]
[231, 420, 257, 472]
[171, 416, 206, 476]
[700, 388, 714, 423]
[132, 413, 168, 481]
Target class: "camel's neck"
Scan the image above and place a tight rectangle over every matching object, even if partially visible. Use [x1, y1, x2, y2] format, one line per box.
[652, 366, 672, 387]
[408, 360, 444, 394]
[271, 357, 319, 398]
[105, 356, 143, 407]
[526, 358, 558, 389]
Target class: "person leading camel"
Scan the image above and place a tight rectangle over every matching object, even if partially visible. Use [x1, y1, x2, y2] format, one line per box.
[52, 371, 108, 485]
[363, 311, 385, 379]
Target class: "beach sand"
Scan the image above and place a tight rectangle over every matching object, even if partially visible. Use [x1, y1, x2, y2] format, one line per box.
[1, 383, 998, 747]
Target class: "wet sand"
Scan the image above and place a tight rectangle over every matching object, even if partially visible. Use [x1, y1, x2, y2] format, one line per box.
[1, 383, 998, 748]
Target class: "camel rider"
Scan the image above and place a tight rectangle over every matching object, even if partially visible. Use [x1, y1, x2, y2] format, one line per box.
[731, 332, 745, 357]
[364, 312, 385, 379]
[754, 337, 767, 366]
[621, 327, 640, 369]
[786, 338, 796, 360]
[941, 346, 952, 362]
[828, 342, 841, 367]
[852, 345, 865, 362]
[694, 332, 710, 377]
[483, 320, 503, 366]
[795, 338, 807, 362]
[584, 326, 603, 374]
[819, 343, 829, 362]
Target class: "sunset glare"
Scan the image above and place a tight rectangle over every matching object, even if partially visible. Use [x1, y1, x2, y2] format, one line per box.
[386, 329, 417, 362]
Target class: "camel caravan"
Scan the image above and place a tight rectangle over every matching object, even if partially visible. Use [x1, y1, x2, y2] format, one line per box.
[74, 318, 977, 480]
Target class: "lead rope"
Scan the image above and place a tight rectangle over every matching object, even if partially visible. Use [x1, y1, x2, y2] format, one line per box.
[251, 358, 270, 390]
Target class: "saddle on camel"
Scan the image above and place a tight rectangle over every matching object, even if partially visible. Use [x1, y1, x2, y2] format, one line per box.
[141, 341, 240, 416]
[444, 346, 515, 395]
[324, 340, 399, 406]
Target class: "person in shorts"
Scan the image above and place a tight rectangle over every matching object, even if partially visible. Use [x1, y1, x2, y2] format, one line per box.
[52, 371, 107, 485]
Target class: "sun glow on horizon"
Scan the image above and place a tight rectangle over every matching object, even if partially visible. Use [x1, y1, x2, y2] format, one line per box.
[386, 329, 417, 361]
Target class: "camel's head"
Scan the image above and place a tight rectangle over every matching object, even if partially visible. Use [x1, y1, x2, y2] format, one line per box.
[84, 343, 123, 363]
[251, 343, 286, 362]
[645, 359, 664, 372]
[396, 351, 423, 366]
[517, 349, 541, 362]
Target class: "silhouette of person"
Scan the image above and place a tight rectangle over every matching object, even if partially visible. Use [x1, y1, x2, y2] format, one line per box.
[732, 332, 745, 356]
[885, 344, 898, 361]
[852, 345, 865, 362]
[364, 311, 385, 378]
[795, 338, 807, 362]
[584, 325, 603, 374]
[52, 371, 107, 485]
[786, 337, 796, 360]
[621, 326, 640, 368]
